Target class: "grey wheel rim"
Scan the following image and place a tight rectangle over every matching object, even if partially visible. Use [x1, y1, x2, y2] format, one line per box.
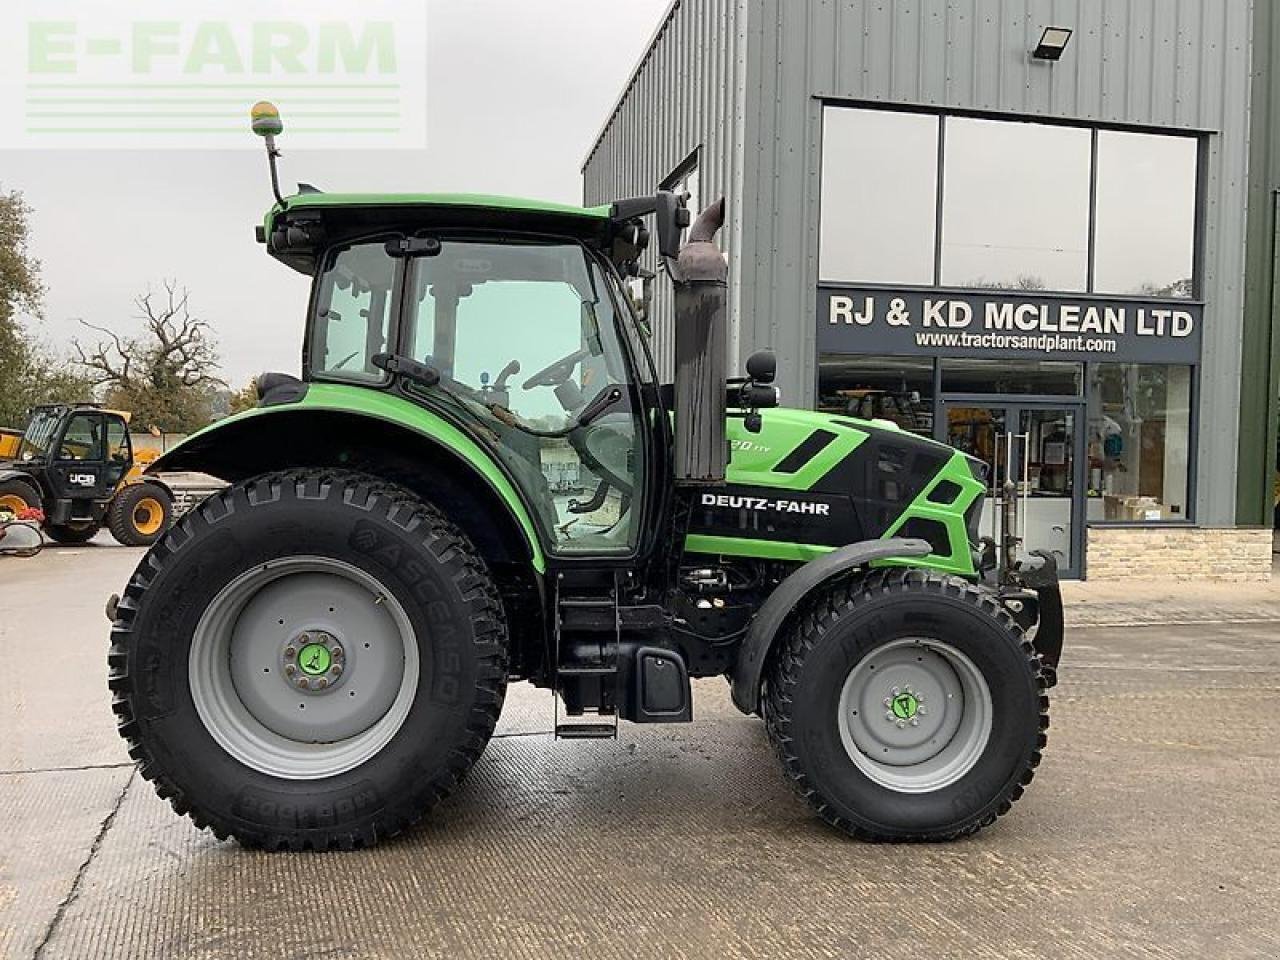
[190, 556, 419, 780]
[837, 637, 992, 794]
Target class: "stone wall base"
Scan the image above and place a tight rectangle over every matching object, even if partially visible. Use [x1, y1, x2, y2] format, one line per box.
[1086, 526, 1274, 581]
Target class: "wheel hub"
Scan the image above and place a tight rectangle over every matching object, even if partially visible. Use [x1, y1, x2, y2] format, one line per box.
[837, 637, 993, 793]
[285, 632, 346, 692]
[190, 559, 419, 779]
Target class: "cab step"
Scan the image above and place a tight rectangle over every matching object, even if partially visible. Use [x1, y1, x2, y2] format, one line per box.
[554, 722, 618, 740]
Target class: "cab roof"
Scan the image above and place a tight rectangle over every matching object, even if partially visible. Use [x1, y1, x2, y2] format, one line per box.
[263, 192, 616, 274]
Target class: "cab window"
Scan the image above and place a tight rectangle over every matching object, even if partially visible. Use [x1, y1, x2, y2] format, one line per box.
[58, 413, 105, 461]
[106, 418, 131, 463]
[310, 241, 396, 382]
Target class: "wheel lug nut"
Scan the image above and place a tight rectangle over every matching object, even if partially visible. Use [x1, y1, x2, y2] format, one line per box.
[331, 664, 343, 676]
[918, 707, 928, 716]
[284, 647, 296, 659]
[318, 678, 328, 689]
[883, 697, 892, 708]
[297, 677, 308, 689]
[891, 686, 900, 696]
[896, 720, 906, 729]
[285, 665, 296, 677]
[910, 718, 919, 727]
[884, 711, 894, 721]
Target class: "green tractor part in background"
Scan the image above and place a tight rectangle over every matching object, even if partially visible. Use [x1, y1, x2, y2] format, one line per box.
[105, 103, 1062, 851]
[0, 404, 175, 547]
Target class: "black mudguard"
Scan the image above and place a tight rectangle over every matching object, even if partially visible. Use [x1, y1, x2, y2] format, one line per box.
[729, 537, 933, 715]
[1014, 550, 1064, 687]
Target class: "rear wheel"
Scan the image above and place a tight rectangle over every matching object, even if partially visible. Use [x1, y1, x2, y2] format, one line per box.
[109, 469, 509, 850]
[45, 522, 100, 544]
[764, 567, 1048, 841]
[0, 478, 40, 516]
[107, 481, 173, 546]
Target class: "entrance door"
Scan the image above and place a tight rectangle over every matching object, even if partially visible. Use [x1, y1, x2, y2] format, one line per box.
[942, 402, 1084, 578]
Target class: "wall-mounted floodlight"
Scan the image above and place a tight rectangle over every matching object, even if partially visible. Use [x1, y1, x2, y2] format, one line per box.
[1032, 26, 1073, 61]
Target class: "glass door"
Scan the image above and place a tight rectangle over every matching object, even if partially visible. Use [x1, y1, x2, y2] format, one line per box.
[943, 402, 1084, 578]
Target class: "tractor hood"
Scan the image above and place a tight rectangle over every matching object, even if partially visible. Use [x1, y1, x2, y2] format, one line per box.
[687, 407, 986, 574]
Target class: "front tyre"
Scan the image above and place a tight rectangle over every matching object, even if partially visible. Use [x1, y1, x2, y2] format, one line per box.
[764, 568, 1048, 841]
[108, 481, 173, 546]
[45, 522, 101, 544]
[109, 469, 508, 850]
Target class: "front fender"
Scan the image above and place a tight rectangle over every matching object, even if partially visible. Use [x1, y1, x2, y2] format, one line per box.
[148, 383, 546, 572]
[729, 537, 932, 714]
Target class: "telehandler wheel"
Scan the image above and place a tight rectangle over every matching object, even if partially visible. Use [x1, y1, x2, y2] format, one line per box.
[44, 522, 101, 544]
[764, 567, 1048, 842]
[108, 469, 509, 850]
[0, 478, 40, 516]
[107, 481, 173, 546]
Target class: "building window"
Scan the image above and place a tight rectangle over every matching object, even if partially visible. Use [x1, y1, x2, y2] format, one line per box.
[819, 108, 938, 285]
[941, 359, 1081, 396]
[941, 118, 1091, 292]
[817, 355, 934, 435]
[1093, 131, 1198, 298]
[1086, 363, 1192, 522]
[818, 105, 1201, 297]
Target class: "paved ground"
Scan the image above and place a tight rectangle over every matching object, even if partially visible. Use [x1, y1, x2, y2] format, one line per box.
[2, 537, 1279, 959]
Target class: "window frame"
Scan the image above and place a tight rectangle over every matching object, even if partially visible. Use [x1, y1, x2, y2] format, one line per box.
[817, 102, 1207, 302]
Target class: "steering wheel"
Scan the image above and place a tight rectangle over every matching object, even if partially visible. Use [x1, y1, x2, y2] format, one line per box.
[521, 347, 590, 390]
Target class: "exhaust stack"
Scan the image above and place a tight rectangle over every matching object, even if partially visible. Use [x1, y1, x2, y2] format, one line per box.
[671, 197, 728, 485]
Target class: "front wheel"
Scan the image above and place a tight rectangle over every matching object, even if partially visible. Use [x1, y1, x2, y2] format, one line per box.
[109, 469, 509, 850]
[45, 522, 101, 544]
[764, 568, 1048, 841]
[108, 481, 173, 546]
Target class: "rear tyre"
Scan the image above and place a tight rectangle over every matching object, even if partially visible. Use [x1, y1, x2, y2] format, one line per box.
[0, 478, 40, 516]
[108, 481, 173, 546]
[764, 567, 1048, 841]
[45, 522, 101, 544]
[109, 469, 509, 850]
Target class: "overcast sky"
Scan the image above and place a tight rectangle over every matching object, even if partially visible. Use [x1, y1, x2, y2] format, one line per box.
[3, 0, 671, 388]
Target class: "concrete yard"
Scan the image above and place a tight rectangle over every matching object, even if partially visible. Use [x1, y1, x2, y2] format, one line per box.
[2, 538, 1278, 959]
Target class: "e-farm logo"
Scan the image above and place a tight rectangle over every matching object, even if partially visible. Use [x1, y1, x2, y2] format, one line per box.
[0, 1, 426, 149]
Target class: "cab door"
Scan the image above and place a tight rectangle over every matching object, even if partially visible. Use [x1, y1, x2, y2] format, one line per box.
[48, 411, 116, 503]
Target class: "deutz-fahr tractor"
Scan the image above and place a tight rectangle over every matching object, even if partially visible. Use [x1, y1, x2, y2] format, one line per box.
[0, 403, 174, 546]
[106, 103, 1062, 851]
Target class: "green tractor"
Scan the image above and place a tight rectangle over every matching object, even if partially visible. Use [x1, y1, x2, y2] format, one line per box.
[107, 104, 1061, 850]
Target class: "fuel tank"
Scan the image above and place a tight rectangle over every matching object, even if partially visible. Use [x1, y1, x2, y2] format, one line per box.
[683, 408, 986, 576]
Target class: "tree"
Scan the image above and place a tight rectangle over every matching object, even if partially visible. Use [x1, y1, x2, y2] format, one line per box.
[0, 188, 94, 427]
[226, 380, 259, 416]
[73, 281, 225, 433]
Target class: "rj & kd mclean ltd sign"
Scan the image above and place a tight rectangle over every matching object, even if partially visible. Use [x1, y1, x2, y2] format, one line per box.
[817, 287, 1203, 364]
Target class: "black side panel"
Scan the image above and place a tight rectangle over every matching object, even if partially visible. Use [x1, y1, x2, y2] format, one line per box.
[816, 433, 949, 536]
[772, 429, 837, 474]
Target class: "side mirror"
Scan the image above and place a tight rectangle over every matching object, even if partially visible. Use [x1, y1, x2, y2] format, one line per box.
[746, 349, 776, 384]
[655, 190, 691, 260]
